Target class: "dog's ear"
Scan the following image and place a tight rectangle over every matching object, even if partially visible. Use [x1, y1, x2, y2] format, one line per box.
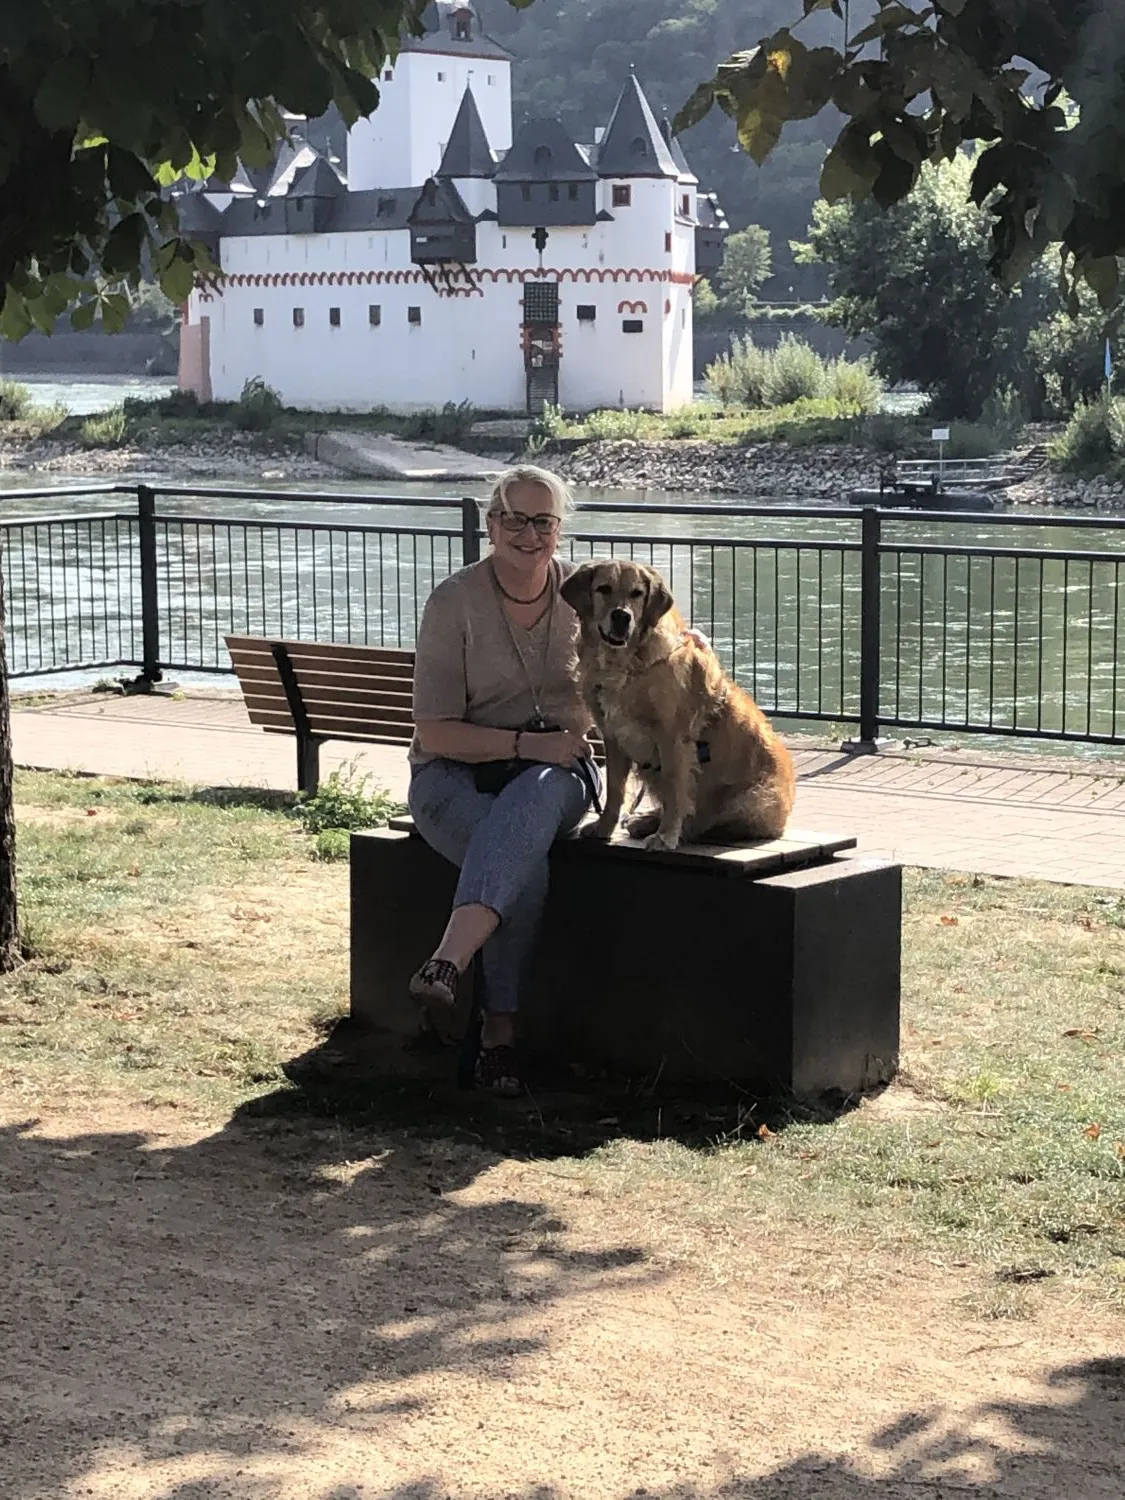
[560, 562, 597, 618]
[640, 568, 674, 633]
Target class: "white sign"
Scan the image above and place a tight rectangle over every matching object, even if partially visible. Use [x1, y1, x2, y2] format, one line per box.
[931, 427, 950, 442]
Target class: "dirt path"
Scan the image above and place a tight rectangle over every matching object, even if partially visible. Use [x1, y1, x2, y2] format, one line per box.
[2, 1100, 1122, 1500]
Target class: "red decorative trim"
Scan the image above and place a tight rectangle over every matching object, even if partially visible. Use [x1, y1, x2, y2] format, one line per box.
[617, 299, 648, 314]
[211, 266, 698, 295]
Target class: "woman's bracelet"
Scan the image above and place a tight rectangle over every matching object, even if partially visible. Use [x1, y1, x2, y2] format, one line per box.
[513, 729, 523, 760]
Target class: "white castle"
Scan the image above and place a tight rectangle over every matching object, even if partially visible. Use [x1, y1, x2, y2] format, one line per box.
[177, 0, 727, 414]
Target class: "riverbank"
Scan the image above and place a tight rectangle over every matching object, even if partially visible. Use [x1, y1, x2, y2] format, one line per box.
[1, 400, 1123, 508]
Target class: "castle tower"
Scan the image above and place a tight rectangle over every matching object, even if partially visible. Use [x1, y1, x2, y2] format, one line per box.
[347, 1, 513, 191]
[435, 84, 496, 217]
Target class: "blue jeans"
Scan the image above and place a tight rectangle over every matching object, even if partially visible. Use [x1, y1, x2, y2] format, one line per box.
[408, 759, 595, 1014]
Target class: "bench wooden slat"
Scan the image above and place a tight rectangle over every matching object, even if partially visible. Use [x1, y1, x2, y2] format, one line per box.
[250, 706, 416, 740]
[241, 681, 414, 712]
[227, 650, 415, 685]
[226, 634, 415, 669]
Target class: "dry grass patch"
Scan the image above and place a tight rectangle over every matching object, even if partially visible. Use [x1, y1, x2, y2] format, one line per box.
[3, 774, 1125, 1311]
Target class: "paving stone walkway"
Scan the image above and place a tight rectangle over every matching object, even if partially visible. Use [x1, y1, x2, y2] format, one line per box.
[12, 691, 1125, 889]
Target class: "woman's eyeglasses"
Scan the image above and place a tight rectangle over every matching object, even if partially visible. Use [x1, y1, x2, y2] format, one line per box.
[492, 510, 561, 536]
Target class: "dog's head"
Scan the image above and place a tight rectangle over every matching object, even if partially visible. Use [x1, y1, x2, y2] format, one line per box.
[560, 560, 674, 648]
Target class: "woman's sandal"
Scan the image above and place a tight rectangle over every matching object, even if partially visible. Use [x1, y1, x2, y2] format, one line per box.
[409, 957, 461, 1009]
[475, 1043, 522, 1097]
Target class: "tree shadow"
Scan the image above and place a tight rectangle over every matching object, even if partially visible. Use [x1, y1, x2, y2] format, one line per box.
[0, 1111, 652, 1500]
[134, 784, 298, 813]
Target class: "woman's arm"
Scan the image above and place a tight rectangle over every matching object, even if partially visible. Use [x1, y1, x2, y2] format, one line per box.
[416, 719, 590, 767]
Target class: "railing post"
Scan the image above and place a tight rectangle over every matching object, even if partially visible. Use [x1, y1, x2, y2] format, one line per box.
[461, 496, 481, 566]
[136, 484, 163, 686]
[857, 506, 882, 747]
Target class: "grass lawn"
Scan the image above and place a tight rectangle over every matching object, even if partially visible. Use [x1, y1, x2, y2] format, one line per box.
[3, 770, 1124, 1315]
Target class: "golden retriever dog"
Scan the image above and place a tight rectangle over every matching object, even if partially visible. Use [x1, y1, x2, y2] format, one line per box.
[561, 559, 796, 851]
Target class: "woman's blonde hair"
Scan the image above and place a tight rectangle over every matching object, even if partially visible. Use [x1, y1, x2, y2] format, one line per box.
[485, 464, 574, 521]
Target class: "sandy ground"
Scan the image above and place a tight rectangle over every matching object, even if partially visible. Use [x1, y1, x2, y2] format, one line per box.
[2, 1098, 1123, 1500]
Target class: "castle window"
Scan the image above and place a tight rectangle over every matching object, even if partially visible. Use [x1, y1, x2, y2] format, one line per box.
[407, 306, 422, 325]
[631, 136, 648, 156]
[454, 10, 472, 40]
[369, 304, 382, 326]
[681, 193, 690, 216]
[384, 69, 393, 81]
[665, 232, 672, 252]
[520, 185, 532, 202]
[329, 307, 341, 327]
[437, 71, 446, 82]
[612, 184, 631, 208]
[568, 183, 579, 201]
[253, 308, 264, 327]
[293, 307, 305, 328]
[576, 305, 596, 322]
[533, 145, 552, 165]
[549, 183, 559, 202]
[377, 195, 397, 217]
[487, 73, 496, 85]
[622, 319, 643, 333]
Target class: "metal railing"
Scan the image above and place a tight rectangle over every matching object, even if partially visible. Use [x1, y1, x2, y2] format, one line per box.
[1, 483, 1122, 746]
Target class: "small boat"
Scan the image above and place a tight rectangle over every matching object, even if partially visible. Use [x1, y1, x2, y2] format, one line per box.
[847, 481, 995, 513]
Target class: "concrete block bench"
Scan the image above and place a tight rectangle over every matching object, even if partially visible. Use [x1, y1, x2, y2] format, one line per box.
[349, 817, 901, 1098]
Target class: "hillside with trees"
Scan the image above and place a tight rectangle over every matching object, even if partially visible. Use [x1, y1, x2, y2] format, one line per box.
[476, 0, 848, 298]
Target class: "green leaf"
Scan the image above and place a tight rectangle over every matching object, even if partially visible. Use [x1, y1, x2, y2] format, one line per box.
[70, 300, 99, 332]
[157, 247, 197, 304]
[821, 138, 874, 202]
[102, 214, 147, 277]
[34, 55, 92, 133]
[99, 291, 131, 335]
[851, 4, 933, 47]
[0, 287, 33, 342]
[673, 80, 718, 136]
[1081, 256, 1120, 310]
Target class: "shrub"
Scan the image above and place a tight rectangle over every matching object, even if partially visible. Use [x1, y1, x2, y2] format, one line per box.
[295, 761, 396, 834]
[234, 377, 283, 432]
[665, 405, 712, 437]
[0, 381, 33, 421]
[79, 406, 128, 448]
[1051, 396, 1125, 469]
[944, 421, 1006, 459]
[762, 334, 828, 406]
[979, 384, 1028, 440]
[532, 402, 567, 440]
[704, 336, 772, 407]
[400, 400, 476, 445]
[827, 356, 884, 415]
[311, 827, 351, 862]
[581, 408, 650, 440]
[24, 402, 68, 438]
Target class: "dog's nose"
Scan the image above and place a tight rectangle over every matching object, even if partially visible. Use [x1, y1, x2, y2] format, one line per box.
[609, 608, 632, 632]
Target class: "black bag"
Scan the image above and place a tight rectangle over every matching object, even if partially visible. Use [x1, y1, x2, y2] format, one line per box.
[472, 759, 531, 796]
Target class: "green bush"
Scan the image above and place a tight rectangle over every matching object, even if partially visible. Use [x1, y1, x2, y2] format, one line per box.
[827, 356, 884, 415]
[1051, 396, 1125, 469]
[0, 381, 33, 421]
[79, 406, 127, 448]
[943, 421, 1006, 459]
[24, 402, 68, 438]
[704, 336, 773, 407]
[581, 408, 650, 440]
[311, 827, 351, 862]
[762, 334, 827, 406]
[234, 377, 283, 432]
[531, 402, 567, 440]
[399, 400, 476, 445]
[296, 762, 396, 834]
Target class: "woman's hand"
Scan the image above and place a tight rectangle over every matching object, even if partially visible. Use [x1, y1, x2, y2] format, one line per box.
[522, 729, 591, 767]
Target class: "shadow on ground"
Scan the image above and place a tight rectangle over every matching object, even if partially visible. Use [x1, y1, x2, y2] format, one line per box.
[1, 1108, 1121, 1500]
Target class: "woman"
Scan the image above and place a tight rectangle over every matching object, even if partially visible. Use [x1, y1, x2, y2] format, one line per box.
[407, 464, 594, 1095]
[408, 464, 707, 1095]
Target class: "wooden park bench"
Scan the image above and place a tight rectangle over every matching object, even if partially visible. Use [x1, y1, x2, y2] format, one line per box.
[228, 633, 902, 1097]
[225, 634, 416, 794]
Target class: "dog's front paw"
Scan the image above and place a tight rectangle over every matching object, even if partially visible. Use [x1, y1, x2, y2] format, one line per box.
[642, 830, 681, 853]
[580, 817, 618, 841]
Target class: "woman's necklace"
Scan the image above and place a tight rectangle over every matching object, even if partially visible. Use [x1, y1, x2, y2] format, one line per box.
[490, 559, 551, 606]
[491, 558, 557, 730]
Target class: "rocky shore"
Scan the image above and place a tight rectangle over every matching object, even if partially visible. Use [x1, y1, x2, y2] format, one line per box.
[546, 439, 884, 499]
[0, 430, 343, 486]
[1, 423, 1123, 510]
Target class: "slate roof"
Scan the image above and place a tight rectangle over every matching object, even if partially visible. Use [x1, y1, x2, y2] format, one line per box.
[494, 118, 598, 182]
[596, 74, 679, 179]
[402, 0, 512, 61]
[437, 87, 495, 178]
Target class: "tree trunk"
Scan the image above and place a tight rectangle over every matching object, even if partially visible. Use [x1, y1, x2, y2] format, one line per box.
[0, 554, 20, 971]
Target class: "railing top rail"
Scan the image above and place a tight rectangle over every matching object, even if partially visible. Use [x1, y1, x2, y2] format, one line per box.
[0, 483, 122, 502]
[876, 506, 1125, 530]
[0, 509, 136, 528]
[156, 512, 463, 539]
[141, 483, 466, 509]
[567, 530, 856, 553]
